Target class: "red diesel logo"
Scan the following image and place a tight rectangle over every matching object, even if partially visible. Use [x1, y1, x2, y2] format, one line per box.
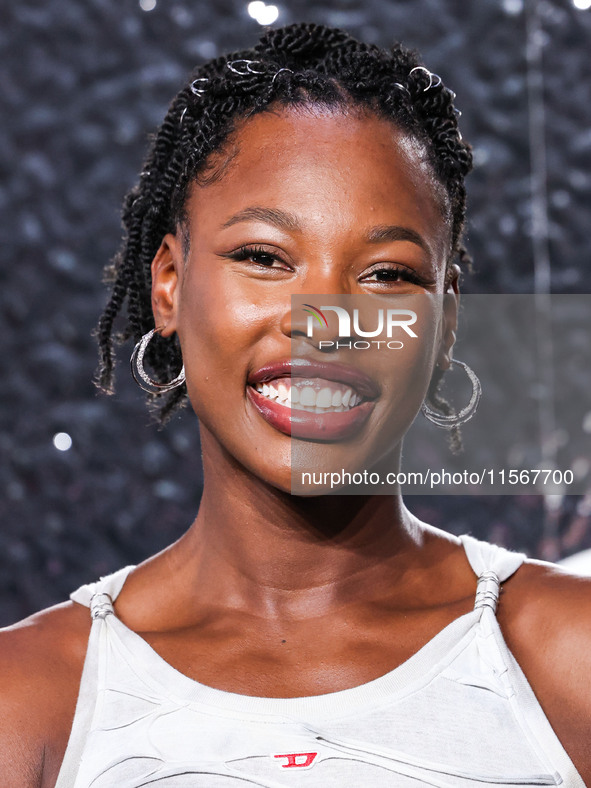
[273, 752, 318, 769]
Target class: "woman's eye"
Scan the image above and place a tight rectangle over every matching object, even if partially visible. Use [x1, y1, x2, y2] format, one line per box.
[226, 245, 288, 269]
[362, 265, 426, 286]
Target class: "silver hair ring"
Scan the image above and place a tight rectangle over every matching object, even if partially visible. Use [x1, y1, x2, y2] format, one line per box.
[227, 59, 269, 76]
[245, 60, 271, 75]
[271, 67, 294, 84]
[190, 78, 209, 96]
[227, 60, 252, 75]
[131, 328, 186, 394]
[409, 66, 442, 92]
[421, 359, 482, 428]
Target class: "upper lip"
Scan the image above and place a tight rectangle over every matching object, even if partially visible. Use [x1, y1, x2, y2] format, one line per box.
[247, 358, 380, 400]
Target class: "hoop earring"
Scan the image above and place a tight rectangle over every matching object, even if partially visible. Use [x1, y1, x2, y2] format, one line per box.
[130, 328, 186, 394]
[421, 359, 481, 428]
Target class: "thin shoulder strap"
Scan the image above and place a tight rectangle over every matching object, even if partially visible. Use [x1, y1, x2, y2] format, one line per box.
[70, 565, 136, 609]
[459, 536, 586, 786]
[459, 534, 527, 614]
[55, 565, 135, 788]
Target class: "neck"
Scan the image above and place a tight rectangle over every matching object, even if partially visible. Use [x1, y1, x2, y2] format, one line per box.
[168, 427, 425, 619]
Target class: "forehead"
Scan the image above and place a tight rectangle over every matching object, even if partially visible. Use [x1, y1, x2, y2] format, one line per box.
[185, 106, 451, 254]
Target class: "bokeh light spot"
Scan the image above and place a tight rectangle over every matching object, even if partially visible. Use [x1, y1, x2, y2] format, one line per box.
[53, 432, 73, 452]
[247, 1, 279, 25]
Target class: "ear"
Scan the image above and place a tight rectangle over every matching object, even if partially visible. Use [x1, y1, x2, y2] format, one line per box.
[438, 263, 461, 371]
[151, 233, 184, 338]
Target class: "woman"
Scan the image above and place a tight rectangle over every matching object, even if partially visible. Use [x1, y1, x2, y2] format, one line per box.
[1, 22, 590, 787]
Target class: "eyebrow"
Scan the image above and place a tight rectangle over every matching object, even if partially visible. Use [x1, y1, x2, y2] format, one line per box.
[365, 225, 428, 253]
[221, 206, 428, 253]
[221, 206, 301, 232]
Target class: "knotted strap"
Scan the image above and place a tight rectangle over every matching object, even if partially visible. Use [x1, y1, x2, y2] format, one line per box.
[459, 534, 527, 615]
[70, 565, 136, 612]
[90, 591, 115, 620]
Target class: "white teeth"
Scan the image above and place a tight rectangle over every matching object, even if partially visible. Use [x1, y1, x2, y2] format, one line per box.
[277, 381, 289, 402]
[253, 380, 363, 413]
[316, 387, 333, 408]
[300, 387, 316, 407]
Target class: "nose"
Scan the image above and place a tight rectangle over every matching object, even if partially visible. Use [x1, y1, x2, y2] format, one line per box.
[279, 256, 353, 346]
[280, 299, 354, 352]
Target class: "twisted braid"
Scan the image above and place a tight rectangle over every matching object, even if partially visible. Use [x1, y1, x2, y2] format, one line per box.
[96, 23, 473, 426]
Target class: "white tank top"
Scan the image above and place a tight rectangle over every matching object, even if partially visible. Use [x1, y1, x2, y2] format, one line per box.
[54, 535, 585, 787]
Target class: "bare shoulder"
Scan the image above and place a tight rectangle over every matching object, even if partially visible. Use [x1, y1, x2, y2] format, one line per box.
[498, 558, 591, 779]
[0, 601, 91, 787]
[500, 558, 591, 677]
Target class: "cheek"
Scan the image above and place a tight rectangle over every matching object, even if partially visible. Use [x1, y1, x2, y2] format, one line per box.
[384, 299, 441, 394]
[364, 300, 442, 445]
[174, 266, 271, 411]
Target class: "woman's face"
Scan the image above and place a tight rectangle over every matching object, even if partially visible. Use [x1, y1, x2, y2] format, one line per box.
[152, 106, 458, 493]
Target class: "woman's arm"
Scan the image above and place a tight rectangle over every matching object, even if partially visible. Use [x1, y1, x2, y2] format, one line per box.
[499, 562, 591, 782]
[0, 604, 90, 788]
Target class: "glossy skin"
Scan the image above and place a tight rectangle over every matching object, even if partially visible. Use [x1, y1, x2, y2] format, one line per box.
[1, 108, 590, 787]
[162, 106, 456, 494]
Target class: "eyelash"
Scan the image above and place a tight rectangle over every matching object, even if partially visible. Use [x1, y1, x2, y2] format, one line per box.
[363, 265, 429, 286]
[227, 245, 288, 269]
[226, 245, 429, 286]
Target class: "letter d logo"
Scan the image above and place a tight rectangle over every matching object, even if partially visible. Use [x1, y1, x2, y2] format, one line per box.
[273, 752, 318, 769]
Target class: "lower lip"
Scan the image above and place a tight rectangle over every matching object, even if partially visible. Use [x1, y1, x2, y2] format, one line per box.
[246, 386, 376, 440]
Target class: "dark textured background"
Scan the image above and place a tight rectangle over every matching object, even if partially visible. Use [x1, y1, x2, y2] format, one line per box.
[2, 0, 590, 625]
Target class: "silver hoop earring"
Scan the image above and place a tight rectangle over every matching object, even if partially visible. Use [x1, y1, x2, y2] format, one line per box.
[130, 328, 186, 394]
[421, 359, 481, 428]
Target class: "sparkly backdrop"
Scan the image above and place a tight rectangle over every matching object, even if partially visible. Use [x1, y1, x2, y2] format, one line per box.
[2, 0, 590, 625]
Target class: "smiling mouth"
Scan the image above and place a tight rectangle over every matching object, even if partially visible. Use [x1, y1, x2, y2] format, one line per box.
[250, 377, 365, 413]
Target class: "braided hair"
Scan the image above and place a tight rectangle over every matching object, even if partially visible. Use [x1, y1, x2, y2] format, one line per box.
[96, 22, 473, 438]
